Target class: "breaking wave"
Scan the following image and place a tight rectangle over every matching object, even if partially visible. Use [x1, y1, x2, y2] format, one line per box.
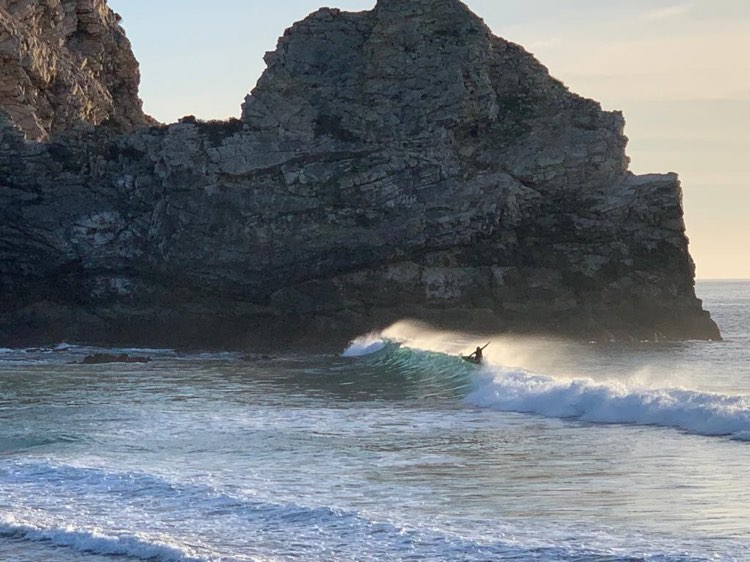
[343, 330, 750, 441]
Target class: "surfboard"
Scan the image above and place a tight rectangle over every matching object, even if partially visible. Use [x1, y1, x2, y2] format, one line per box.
[461, 355, 481, 365]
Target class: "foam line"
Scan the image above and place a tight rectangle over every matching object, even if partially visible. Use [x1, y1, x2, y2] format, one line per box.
[0, 516, 204, 562]
[468, 367, 750, 440]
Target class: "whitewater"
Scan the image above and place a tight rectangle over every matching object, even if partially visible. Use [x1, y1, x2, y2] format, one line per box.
[1, 280, 749, 561]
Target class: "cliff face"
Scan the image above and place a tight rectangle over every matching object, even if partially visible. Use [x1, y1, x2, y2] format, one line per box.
[0, 0, 720, 348]
[0, 0, 149, 140]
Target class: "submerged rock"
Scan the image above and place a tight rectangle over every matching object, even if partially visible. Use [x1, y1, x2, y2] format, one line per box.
[0, 0, 720, 349]
[81, 353, 151, 364]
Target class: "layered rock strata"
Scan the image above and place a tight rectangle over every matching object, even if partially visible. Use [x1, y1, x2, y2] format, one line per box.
[0, 0, 149, 140]
[0, 0, 720, 348]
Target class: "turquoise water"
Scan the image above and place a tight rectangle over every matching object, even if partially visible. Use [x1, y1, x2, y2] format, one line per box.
[0, 281, 748, 561]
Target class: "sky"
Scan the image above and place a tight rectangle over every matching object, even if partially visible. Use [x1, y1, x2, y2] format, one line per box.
[108, 0, 749, 279]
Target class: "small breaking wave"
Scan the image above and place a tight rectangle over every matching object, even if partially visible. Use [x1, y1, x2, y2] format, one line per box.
[0, 516, 204, 562]
[0, 461, 726, 562]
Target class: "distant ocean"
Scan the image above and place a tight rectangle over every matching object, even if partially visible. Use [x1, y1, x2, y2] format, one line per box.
[1, 280, 748, 561]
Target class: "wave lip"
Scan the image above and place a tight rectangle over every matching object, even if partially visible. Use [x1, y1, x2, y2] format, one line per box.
[468, 368, 750, 440]
[342, 334, 390, 357]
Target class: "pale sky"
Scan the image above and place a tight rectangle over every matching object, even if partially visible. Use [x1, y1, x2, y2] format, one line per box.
[108, 0, 750, 279]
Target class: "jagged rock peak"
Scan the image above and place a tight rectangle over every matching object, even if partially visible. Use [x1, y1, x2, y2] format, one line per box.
[0, 0, 150, 140]
[374, 0, 479, 16]
[369, 0, 497, 56]
[241, 0, 625, 191]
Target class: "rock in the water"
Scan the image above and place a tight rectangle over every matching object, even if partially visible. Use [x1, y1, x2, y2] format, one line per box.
[0, 0, 720, 349]
[81, 353, 151, 364]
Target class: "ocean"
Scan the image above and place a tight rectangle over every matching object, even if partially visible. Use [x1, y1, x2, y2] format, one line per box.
[1, 280, 748, 561]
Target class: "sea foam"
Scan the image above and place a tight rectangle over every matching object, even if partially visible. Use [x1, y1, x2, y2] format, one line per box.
[467, 366, 750, 440]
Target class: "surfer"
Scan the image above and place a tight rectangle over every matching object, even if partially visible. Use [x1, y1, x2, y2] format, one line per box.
[463, 342, 489, 364]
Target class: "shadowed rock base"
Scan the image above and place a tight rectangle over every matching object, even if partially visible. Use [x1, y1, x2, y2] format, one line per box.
[0, 298, 720, 353]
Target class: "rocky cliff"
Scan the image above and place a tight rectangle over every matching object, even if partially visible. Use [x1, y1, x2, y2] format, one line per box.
[0, 0, 149, 140]
[0, 0, 720, 349]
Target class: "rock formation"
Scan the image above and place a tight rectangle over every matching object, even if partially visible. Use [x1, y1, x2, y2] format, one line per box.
[0, 0, 149, 140]
[0, 0, 720, 349]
